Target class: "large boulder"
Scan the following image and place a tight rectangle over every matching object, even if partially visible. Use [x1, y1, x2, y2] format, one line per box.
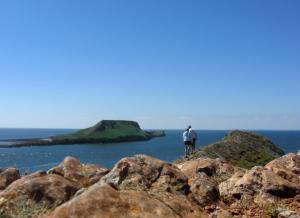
[219, 166, 300, 205]
[189, 174, 219, 206]
[176, 157, 245, 206]
[99, 154, 189, 195]
[47, 156, 109, 187]
[0, 168, 20, 190]
[47, 185, 206, 218]
[0, 171, 79, 207]
[176, 157, 245, 184]
[265, 153, 300, 184]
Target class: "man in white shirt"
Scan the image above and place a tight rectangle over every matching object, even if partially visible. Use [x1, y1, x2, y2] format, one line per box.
[188, 125, 197, 152]
[183, 128, 192, 157]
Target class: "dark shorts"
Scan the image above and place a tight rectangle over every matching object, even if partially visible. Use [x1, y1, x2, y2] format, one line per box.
[184, 141, 192, 146]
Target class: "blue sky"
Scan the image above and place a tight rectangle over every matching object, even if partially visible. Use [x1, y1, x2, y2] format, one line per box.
[0, 0, 299, 129]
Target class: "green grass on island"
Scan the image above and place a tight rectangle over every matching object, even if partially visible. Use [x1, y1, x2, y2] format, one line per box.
[52, 120, 165, 143]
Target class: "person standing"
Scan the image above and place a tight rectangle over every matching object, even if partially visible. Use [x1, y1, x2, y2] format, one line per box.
[188, 125, 197, 153]
[183, 128, 192, 157]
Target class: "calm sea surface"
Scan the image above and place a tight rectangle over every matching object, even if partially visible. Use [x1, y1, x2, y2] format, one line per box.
[0, 128, 299, 173]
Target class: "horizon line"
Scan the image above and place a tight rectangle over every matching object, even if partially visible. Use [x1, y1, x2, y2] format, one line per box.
[0, 127, 300, 131]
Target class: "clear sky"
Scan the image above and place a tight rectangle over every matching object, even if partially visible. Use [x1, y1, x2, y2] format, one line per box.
[0, 0, 299, 130]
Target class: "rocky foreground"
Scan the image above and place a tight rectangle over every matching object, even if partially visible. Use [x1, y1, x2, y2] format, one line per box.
[0, 131, 299, 218]
[0, 151, 299, 217]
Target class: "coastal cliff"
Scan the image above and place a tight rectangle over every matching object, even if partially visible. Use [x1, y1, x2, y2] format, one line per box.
[0, 131, 299, 218]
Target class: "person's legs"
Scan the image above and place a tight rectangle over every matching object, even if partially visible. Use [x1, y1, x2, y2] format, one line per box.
[189, 143, 193, 155]
[187, 141, 192, 156]
[185, 141, 192, 157]
[187, 144, 191, 157]
[184, 142, 188, 157]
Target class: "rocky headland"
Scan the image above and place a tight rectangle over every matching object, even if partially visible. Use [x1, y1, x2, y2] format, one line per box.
[175, 130, 285, 169]
[0, 130, 299, 218]
[0, 120, 165, 147]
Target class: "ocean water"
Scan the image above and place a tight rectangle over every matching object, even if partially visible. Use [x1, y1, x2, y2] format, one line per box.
[0, 129, 299, 173]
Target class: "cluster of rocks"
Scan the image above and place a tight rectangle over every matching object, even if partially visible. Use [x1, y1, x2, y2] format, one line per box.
[0, 153, 299, 217]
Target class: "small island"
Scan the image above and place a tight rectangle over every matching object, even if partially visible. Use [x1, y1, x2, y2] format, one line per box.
[0, 120, 165, 147]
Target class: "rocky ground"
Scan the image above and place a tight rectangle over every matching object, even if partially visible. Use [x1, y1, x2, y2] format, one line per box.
[0, 153, 299, 218]
[0, 132, 299, 218]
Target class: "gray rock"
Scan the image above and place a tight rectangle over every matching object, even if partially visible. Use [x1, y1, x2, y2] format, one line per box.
[190, 174, 219, 206]
[278, 210, 300, 218]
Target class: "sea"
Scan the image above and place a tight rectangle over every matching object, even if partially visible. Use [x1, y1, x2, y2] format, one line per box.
[0, 128, 299, 174]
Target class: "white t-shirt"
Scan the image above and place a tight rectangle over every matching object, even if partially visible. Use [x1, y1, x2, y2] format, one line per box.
[183, 131, 192, 142]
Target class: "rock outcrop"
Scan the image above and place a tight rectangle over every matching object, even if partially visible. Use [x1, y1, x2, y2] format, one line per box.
[0, 171, 79, 207]
[219, 166, 299, 204]
[0, 168, 20, 190]
[218, 153, 300, 216]
[47, 185, 206, 218]
[45, 152, 299, 218]
[46, 154, 207, 218]
[176, 157, 245, 183]
[176, 157, 245, 206]
[99, 154, 189, 195]
[47, 156, 109, 187]
[0, 136, 299, 218]
[265, 153, 300, 184]
[177, 130, 285, 169]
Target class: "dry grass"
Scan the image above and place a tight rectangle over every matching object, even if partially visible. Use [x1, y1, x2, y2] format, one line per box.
[0, 199, 58, 218]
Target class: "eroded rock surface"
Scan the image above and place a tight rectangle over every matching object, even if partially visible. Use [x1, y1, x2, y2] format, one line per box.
[48, 156, 109, 187]
[265, 153, 300, 184]
[176, 157, 244, 206]
[99, 154, 189, 195]
[150, 191, 205, 218]
[176, 157, 245, 184]
[1, 151, 300, 218]
[278, 209, 300, 218]
[190, 174, 219, 206]
[47, 185, 206, 218]
[219, 166, 299, 205]
[0, 171, 79, 207]
[0, 168, 20, 190]
[218, 153, 300, 216]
